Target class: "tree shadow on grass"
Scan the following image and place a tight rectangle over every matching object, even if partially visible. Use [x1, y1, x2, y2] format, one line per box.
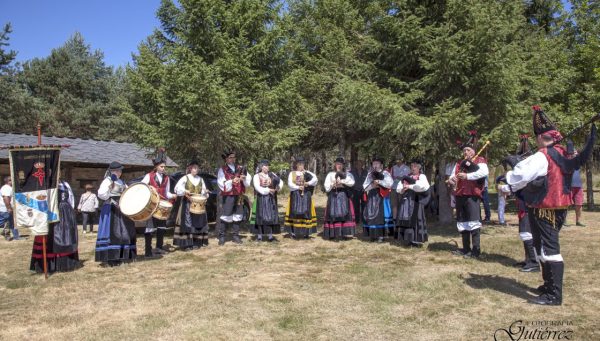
[463, 272, 537, 301]
[427, 241, 459, 252]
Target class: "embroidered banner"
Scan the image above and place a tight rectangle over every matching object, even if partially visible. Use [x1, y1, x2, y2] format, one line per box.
[9, 148, 61, 236]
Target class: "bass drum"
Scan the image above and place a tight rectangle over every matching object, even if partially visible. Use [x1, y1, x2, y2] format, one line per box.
[119, 183, 160, 221]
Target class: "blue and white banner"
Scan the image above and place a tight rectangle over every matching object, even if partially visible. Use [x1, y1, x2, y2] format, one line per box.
[9, 148, 61, 236]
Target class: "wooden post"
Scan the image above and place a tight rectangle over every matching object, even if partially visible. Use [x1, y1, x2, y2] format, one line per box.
[37, 122, 48, 279]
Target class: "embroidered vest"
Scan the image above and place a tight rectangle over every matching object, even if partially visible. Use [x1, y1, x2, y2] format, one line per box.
[148, 171, 169, 200]
[531, 147, 572, 209]
[185, 175, 202, 195]
[221, 165, 245, 196]
[454, 156, 486, 198]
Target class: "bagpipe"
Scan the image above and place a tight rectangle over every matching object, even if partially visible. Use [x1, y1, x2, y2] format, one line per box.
[364, 170, 390, 200]
[445, 140, 491, 188]
[502, 113, 600, 170]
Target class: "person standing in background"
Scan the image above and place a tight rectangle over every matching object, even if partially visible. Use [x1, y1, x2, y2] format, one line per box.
[570, 166, 585, 227]
[481, 176, 491, 223]
[78, 184, 99, 234]
[1, 176, 21, 241]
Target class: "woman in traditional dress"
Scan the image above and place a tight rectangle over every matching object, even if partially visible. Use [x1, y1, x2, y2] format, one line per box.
[323, 157, 356, 240]
[250, 160, 283, 242]
[173, 160, 210, 250]
[31, 179, 81, 273]
[395, 160, 430, 247]
[284, 157, 318, 239]
[94, 162, 137, 266]
[362, 157, 394, 243]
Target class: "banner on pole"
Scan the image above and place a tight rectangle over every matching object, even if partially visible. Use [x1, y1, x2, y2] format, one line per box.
[8, 147, 61, 236]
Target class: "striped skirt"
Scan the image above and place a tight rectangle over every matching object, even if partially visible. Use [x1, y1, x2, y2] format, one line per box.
[284, 191, 317, 237]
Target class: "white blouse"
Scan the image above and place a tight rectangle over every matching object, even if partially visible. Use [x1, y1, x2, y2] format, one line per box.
[252, 172, 284, 195]
[324, 171, 355, 192]
[395, 173, 430, 193]
[287, 170, 318, 191]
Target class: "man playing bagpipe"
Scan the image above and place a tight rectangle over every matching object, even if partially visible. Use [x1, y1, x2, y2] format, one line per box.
[216, 149, 251, 245]
[448, 131, 489, 258]
[498, 106, 596, 305]
[362, 157, 394, 243]
[394, 159, 431, 247]
[250, 159, 283, 242]
[323, 157, 356, 240]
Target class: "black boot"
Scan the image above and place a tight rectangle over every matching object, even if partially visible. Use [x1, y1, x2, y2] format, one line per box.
[156, 228, 165, 250]
[202, 234, 209, 246]
[453, 231, 471, 256]
[218, 221, 228, 246]
[467, 229, 481, 258]
[232, 223, 242, 244]
[144, 233, 154, 257]
[535, 262, 552, 294]
[513, 241, 528, 267]
[530, 262, 563, 305]
[520, 240, 540, 272]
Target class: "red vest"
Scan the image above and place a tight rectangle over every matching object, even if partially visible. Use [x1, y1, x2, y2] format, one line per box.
[453, 156, 486, 198]
[221, 165, 246, 196]
[531, 146, 572, 209]
[148, 171, 169, 200]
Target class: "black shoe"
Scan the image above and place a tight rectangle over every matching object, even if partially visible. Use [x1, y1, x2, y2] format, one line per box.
[534, 284, 549, 295]
[192, 245, 200, 250]
[513, 261, 526, 268]
[233, 236, 243, 244]
[218, 237, 225, 246]
[452, 249, 469, 256]
[520, 263, 540, 272]
[576, 222, 586, 227]
[203, 239, 209, 246]
[268, 237, 278, 243]
[529, 293, 562, 306]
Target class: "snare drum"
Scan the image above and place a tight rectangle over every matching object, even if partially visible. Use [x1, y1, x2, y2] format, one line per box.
[119, 183, 160, 221]
[189, 194, 208, 214]
[153, 200, 173, 220]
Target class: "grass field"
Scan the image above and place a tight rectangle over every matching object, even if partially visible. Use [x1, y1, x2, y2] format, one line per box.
[0, 193, 598, 340]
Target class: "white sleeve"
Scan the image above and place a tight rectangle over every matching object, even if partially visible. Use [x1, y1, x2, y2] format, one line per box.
[409, 174, 430, 192]
[306, 171, 318, 186]
[64, 182, 75, 208]
[243, 170, 251, 187]
[97, 178, 111, 201]
[217, 168, 232, 192]
[466, 163, 489, 180]
[341, 172, 355, 187]
[395, 181, 405, 193]
[93, 194, 98, 209]
[324, 173, 334, 192]
[253, 174, 271, 195]
[499, 184, 511, 194]
[277, 177, 284, 191]
[77, 195, 84, 209]
[141, 174, 150, 184]
[381, 171, 393, 189]
[165, 177, 175, 199]
[506, 152, 548, 192]
[363, 173, 371, 190]
[288, 172, 299, 191]
[175, 176, 187, 196]
[200, 178, 209, 197]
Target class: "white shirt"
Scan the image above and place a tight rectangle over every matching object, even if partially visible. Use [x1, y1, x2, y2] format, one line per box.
[287, 170, 318, 191]
[142, 173, 175, 199]
[324, 171, 355, 192]
[175, 174, 209, 197]
[217, 165, 251, 192]
[363, 170, 393, 191]
[395, 174, 430, 193]
[391, 164, 410, 179]
[78, 192, 99, 212]
[0, 184, 12, 212]
[499, 152, 548, 193]
[253, 172, 284, 195]
[449, 162, 489, 182]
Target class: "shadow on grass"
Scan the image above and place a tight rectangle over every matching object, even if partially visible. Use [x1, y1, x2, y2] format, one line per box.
[463, 273, 537, 300]
[478, 252, 520, 268]
[427, 241, 459, 252]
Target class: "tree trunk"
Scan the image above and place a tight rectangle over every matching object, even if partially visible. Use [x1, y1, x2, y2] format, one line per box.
[350, 144, 358, 168]
[586, 157, 594, 210]
[437, 158, 453, 223]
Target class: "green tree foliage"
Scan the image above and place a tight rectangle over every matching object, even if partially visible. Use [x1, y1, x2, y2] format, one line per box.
[1, 32, 129, 140]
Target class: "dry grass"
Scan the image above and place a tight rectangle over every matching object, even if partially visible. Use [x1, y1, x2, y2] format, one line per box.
[0, 192, 599, 340]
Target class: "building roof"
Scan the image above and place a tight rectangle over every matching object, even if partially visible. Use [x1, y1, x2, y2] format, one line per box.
[0, 132, 178, 168]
